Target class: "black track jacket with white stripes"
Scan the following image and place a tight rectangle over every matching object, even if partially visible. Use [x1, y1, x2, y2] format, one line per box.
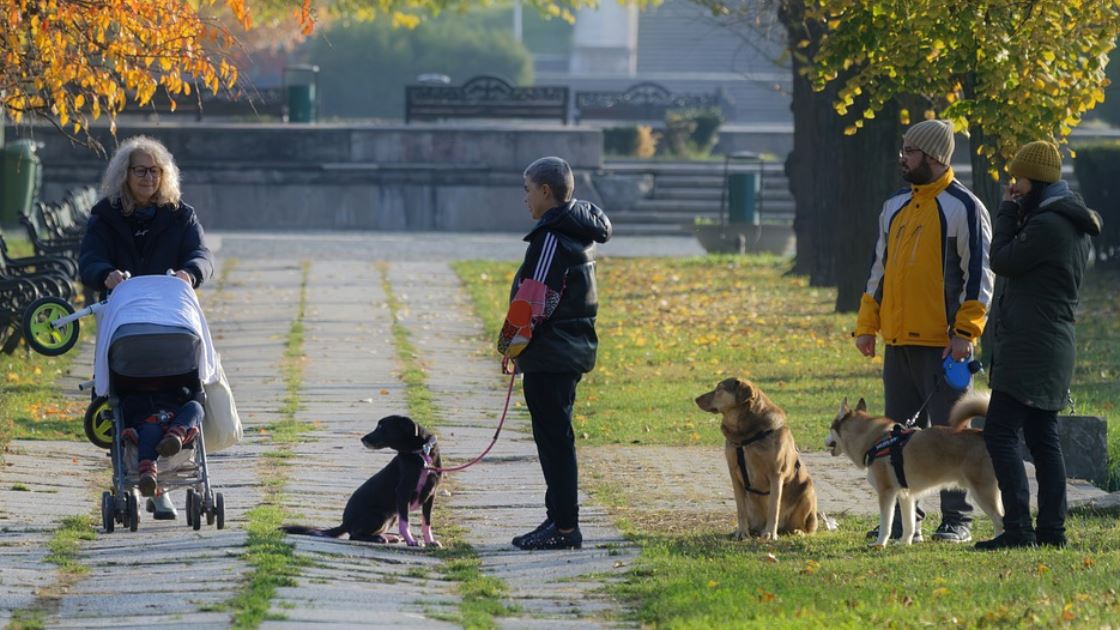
[499, 199, 612, 373]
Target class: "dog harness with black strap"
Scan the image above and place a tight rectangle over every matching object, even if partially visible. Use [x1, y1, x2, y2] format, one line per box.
[863, 424, 915, 488]
[735, 430, 802, 496]
[411, 438, 438, 510]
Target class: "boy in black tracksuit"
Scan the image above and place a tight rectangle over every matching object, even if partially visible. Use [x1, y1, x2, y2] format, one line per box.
[498, 156, 611, 550]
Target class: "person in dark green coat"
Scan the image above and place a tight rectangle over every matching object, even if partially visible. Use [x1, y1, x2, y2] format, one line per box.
[976, 141, 1103, 550]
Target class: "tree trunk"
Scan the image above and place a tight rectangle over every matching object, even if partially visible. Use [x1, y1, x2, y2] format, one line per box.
[781, 0, 824, 278]
[966, 124, 1002, 213]
[832, 102, 904, 312]
[779, 1, 903, 306]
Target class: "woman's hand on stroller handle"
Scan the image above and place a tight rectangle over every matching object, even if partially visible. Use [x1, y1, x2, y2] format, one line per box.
[169, 269, 193, 285]
[105, 270, 132, 290]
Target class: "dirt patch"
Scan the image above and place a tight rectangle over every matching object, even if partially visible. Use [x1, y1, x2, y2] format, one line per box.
[582, 444, 880, 535]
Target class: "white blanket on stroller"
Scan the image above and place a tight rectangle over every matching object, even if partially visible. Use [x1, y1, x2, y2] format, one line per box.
[93, 276, 218, 396]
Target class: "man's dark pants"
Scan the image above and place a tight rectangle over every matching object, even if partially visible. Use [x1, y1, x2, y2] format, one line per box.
[523, 371, 583, 531]
[884, 345, 973, 528]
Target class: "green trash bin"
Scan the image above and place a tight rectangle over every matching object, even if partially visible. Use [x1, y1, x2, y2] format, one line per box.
[1, 139, 42, 227]
[287, 84, 315, 123]
[727, 171, 759, 225]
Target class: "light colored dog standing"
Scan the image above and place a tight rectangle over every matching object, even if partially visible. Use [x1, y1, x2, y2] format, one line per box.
[824, 395, 1004, 547]
[696, 377, 819, 541]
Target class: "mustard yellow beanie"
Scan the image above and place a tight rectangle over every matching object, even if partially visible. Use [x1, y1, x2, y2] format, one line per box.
[1009, 141, 1062, 183]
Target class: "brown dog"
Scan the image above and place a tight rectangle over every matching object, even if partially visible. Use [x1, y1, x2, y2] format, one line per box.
[696, 377, 819, 540]
[825, 396, 1003, 547]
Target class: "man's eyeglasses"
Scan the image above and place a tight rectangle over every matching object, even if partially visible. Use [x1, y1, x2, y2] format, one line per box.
[899, 146, 924, 159]
[130, 166, 162, 178]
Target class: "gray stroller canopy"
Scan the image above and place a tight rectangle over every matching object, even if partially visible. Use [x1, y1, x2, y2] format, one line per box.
[109, 323, 201, 378]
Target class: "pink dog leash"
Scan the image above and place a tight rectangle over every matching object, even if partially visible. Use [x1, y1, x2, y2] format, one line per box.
[425, 372, 517, 474]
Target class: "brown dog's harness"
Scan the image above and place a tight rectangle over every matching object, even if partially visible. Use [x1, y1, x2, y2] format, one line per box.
[864, 424, 915, 488]
[735, 430, 802, 496]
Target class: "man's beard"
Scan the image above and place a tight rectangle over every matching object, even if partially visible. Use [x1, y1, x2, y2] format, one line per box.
[901, 159, 934, 185]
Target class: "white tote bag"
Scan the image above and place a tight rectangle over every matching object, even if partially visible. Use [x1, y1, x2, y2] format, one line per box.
[202, 352, 243, 452]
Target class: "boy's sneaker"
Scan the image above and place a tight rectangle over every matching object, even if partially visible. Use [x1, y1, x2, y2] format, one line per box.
[512, 518, 553, 547]
[517, 523, 582, 550]
[932, 522, 972, 543]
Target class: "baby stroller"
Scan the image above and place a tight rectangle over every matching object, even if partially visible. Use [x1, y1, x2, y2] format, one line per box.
[22, 274, 227, 532]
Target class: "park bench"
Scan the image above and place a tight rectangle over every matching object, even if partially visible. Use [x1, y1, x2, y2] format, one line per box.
[574, 81, 725, 123]
[121, 87, 286, 121]
[404, 75, 570, 124]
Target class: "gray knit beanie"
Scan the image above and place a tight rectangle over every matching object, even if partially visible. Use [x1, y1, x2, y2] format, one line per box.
[903, 119, 955, 165]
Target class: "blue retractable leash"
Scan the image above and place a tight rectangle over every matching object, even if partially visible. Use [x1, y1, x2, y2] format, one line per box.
[903, 354, 983, 427]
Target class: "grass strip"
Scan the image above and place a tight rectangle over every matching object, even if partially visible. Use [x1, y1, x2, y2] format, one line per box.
[224, 260, 312, 628]
[44, 514, 97, 574]
[377, 263, 513, 630]
[266, 260, 314, 444]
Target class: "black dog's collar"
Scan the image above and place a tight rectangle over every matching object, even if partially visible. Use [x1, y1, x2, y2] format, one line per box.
[414, 437, 437, 460]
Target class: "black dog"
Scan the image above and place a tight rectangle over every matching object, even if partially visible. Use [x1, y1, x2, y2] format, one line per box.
[280, 415, 442, 547]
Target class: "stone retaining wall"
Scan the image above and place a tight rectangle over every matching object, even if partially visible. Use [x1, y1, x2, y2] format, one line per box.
[8, 122, 602, 232]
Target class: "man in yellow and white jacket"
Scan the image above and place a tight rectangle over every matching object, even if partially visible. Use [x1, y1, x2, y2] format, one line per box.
[854, 119, 994, 544]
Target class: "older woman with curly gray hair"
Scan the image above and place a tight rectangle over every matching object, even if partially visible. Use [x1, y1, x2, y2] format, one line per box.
[79, 135, 212, 294]
[78, 135, 214, 521]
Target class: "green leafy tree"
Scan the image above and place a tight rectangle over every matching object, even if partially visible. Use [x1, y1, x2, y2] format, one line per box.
[696, 0, 1119, 311]
[806, 1, 1119, 192]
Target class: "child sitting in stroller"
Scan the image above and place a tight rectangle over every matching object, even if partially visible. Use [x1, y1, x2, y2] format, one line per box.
[119, 385, 202, 500]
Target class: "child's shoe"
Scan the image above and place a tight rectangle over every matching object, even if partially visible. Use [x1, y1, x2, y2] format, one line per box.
[138, 460, 158, 497]
[157, 425, 198, 457]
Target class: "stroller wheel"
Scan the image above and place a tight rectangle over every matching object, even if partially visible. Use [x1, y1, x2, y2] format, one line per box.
[215, 493, 225, 530]
[190, 490, 202, 531]
[101, 491, 114, 533]
[83, 397, 113, 450]
[206, 492, 216, 526]
[126, 493, 139, 532]
[21, 296, 79, 356]
[185, 489, 196, 527]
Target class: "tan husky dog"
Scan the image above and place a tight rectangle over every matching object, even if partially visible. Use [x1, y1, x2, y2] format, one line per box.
[824, 395, 1003, 547]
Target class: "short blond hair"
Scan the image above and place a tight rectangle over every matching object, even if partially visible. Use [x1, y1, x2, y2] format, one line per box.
[99, 136, 182, 214]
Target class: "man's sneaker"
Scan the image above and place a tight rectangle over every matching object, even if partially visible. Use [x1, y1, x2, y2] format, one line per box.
[975, 532, 1037, 551]
[512, 518, 553, 547]
[932, 522, 972, 543]
[866, 524, 923, 542]
[516, 523, 582, 550]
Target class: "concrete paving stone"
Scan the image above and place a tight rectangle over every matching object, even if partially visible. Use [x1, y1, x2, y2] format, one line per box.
[47, 613, 232, 629]
[269, 260, 461, 626]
